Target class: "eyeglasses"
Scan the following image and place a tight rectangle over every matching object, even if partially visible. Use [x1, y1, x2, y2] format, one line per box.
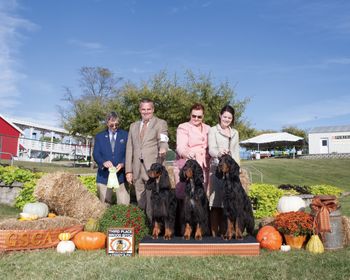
[191, 114, 203, 119]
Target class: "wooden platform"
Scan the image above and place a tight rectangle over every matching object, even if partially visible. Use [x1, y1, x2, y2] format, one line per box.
[138, 236, 260, 256]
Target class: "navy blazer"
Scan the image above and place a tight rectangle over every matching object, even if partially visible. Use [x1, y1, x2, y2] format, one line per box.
[93, 129, 128, 185]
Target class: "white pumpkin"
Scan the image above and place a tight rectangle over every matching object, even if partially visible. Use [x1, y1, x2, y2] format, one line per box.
[23, 202, 49, 218]
[57, 240, 76, 253]
[277, 196, 306, 213]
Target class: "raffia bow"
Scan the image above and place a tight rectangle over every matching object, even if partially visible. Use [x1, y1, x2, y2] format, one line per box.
[310, 195, 338, 234]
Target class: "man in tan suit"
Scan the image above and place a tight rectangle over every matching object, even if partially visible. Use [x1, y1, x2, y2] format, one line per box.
[125, 98, 168, 220]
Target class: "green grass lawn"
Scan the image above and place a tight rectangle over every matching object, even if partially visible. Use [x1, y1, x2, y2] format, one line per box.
[242, 158, 350, 189]
[1, 158, 350, 279]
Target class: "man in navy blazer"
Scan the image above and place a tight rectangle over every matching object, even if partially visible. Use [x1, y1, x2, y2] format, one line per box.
[93, 112, 129, 204]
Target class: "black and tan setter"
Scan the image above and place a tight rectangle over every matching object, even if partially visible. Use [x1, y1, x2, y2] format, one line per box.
[180, 159, 209, 240]
[146, 163, 177, 240]
[216, 154, 255, 240]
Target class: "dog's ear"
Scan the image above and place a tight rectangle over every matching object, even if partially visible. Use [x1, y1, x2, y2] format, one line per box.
[229, 157, 240, 177]
[160, 166, 171, 189]
[193, 161, 204, 185]
[179, 165, 186, 182]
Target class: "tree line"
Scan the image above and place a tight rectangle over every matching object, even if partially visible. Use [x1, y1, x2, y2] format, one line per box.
[59, 67, 306, 149]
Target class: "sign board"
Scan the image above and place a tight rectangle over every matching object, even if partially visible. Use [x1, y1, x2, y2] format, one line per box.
[107, 228, 134, 256]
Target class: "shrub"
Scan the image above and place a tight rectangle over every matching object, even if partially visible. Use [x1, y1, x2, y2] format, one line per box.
[274, 211, 313, 237]
[249, 184, 284, 218]
[15, 172, 43, 209]
[307, 184, 343, 197]
[99, 204, 150, 246]
[78, 175, 97, 195]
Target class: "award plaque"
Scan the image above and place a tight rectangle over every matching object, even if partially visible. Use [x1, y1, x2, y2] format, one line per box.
[107, 228, 135, 256]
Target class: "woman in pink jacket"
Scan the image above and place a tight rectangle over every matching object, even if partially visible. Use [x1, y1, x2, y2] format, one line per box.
[174, 103, 210, 199]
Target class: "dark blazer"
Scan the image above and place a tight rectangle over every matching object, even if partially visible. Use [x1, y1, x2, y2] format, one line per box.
[93, 128, 128, 185]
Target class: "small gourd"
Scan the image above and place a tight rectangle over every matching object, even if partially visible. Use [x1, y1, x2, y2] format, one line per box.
[59, 232, 72, 241]
[57, 240, 75, 253]
[48, 213, 56, 218]
[277, 196, 306, 213]
[23, 202, 49, 218]
[84, 218, 99, 232]
[306, 234, 324, 254]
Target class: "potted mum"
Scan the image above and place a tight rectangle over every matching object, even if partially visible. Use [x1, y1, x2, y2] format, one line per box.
[274, 211, 314, 249]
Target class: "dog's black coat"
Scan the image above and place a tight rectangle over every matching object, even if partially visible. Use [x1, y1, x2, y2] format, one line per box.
[216, 154, 255, 238]
[145, 163, 177, 237]
[180, 159, 209, 238]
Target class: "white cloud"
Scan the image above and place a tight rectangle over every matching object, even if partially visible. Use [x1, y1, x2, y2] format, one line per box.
[68, 39, 105, 52]
[276, 95, 350, 126]
[0, 0, 37, 111]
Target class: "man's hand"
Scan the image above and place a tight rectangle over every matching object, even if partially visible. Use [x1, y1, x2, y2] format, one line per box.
[116, 163, 124, 172]
[159, 148, 167, 158]
[103, 161, 113, 168]
[126, 173, 133, 184]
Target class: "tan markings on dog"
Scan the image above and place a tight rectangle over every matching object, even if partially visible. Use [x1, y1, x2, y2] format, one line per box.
[221, 162, 230, 174]
[235, 220, 243, 240]
[152, 221, 161, 239]
[164, 227, 172, 241]
[185, 168, 193, 179]
[225, 218, 234, 240]
[195, 223, 203, 240]
[183, 223, 192, 240]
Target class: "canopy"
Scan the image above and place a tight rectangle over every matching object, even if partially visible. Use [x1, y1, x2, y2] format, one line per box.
[240, 132, 303, 150]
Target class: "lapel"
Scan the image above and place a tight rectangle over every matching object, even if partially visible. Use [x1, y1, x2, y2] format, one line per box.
[103, 130, 113, 153]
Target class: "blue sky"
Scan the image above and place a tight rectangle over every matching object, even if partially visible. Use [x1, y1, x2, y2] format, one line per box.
[1, 0, 350, 131]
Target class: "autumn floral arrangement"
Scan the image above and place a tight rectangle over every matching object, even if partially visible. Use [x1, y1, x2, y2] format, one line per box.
[274, 211, 314, 237]
[99, 204, 150, 246]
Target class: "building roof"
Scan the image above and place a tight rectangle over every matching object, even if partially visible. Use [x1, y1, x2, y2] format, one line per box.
[8, 117, 69, 135]
[0, 114, 24, 134]
[309, 125, 350, 134]
[240, 132, 303, 145]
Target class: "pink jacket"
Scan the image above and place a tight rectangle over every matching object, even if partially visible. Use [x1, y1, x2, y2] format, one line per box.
[176, 122, 210, 169]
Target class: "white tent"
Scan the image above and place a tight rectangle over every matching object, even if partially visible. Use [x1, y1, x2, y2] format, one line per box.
[240, 132, 303, 145]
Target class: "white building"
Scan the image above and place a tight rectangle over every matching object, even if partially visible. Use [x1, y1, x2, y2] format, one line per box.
[308, 125, 350, 154]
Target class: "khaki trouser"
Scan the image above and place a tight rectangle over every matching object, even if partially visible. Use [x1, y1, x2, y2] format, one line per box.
[97, 183, 130, 205]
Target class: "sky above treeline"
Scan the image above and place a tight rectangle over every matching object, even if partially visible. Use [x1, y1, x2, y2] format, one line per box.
[1, 0, 350, 131]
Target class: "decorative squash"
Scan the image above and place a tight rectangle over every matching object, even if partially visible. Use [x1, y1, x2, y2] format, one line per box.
[256, 226, 283, 250]
[59, 232, 72, 241]
[48, 213, 56, 218]
[277, 196, 306, 213]
[57, 240, 75, 253]
[306, 234, 324, 254]
[23, 202, 49, 218]
[73, 232, 106, 250]
[84, 218, 99, 232]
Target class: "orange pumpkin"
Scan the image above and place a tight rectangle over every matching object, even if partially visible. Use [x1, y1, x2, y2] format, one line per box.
[256, 226, 282, 250]
[73, 232, 106, 250]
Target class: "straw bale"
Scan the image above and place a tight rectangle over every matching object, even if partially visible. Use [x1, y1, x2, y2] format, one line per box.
[342, 216, 350, 247]
[34, 172, 106, 223]
[240, 168, 251, 193]
[0, 216, 81, 230]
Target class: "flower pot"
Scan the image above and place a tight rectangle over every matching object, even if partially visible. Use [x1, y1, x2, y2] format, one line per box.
[284, 235, 307, 249]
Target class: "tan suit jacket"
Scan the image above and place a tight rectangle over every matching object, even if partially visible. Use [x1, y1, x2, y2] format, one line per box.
[125, 116, 168, 181]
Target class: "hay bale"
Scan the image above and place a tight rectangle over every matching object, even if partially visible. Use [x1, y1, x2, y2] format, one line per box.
[240, 168, 251, 193]
[0, 216, 81, 230]
[342, 216, 350, 247]
[258, 217, 275, 228]
[34, 172, 106, 223]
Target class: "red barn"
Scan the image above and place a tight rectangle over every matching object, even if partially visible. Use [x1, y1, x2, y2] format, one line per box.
[0, 115, 23, 160]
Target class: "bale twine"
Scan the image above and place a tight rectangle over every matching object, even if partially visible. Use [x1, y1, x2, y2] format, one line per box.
[34, 172, 106, 223]
[240, 168, 251, 193]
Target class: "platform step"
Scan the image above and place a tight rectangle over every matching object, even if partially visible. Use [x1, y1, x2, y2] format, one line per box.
[138, 236, 260, 256]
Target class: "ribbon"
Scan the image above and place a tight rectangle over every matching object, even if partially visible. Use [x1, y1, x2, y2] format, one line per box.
[310, 195, 338, 234]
